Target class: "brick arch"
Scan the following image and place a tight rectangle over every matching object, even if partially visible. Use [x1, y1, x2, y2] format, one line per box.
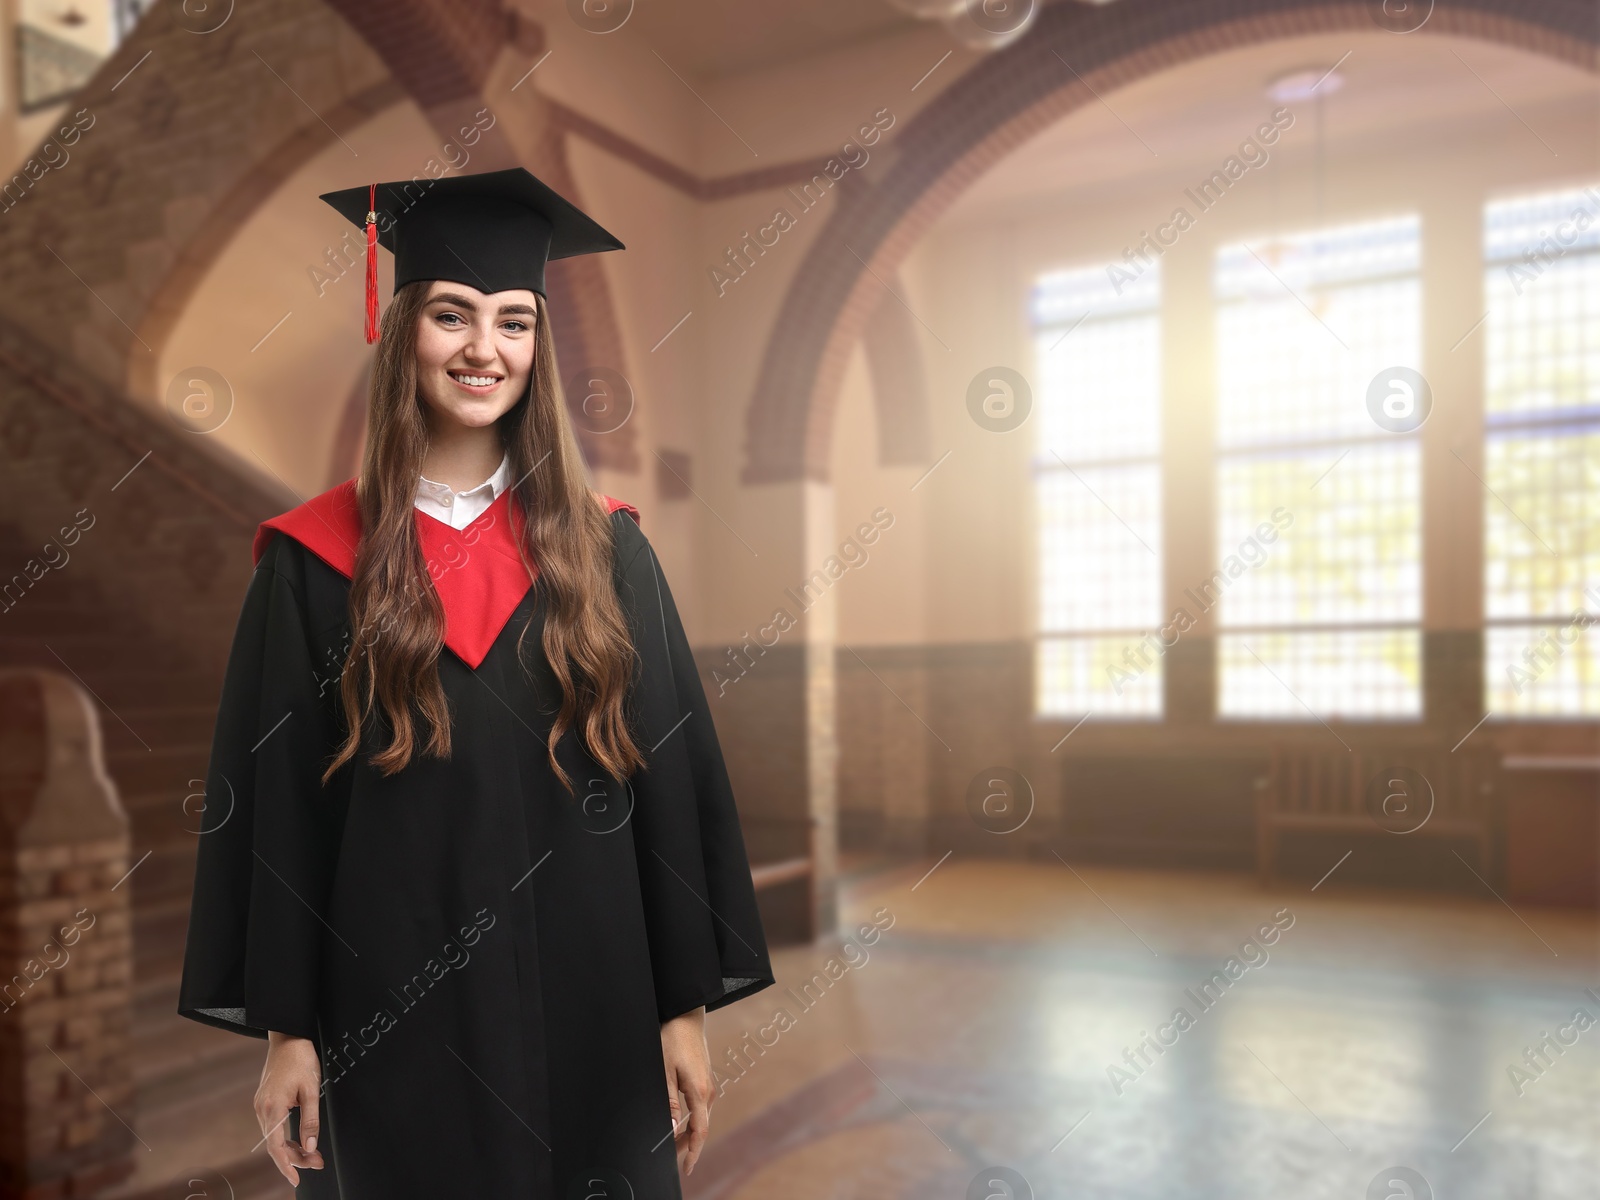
[0, 0, 387, 384]
[742, 0, 1599, 484]
[125, 76, 405, 403]
[0, 0, 637, 475]
[123, 0, 524, 382]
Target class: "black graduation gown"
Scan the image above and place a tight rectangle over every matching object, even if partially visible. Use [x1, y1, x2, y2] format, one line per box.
[176, 486, 775, 1199]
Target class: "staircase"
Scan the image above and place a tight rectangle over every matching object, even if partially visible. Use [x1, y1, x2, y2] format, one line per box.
[0, 318, 302, 1197]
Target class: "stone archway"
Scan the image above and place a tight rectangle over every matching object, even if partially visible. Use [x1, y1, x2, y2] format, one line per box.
[0, 0, 636, 476]
[740, 0, 1597, 484]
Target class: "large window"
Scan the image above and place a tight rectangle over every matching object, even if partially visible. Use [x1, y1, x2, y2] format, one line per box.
[1213, 216, 1423, 718]
[1032, 262, 1163, 718]
[1482, 186, 1600, 716]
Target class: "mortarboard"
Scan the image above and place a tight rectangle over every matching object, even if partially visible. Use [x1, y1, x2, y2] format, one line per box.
[319, 166, 625, 343]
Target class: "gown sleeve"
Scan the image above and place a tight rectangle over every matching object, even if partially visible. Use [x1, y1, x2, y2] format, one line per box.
[177, 533, 349, 1041]
[613, 521, 777, 1023]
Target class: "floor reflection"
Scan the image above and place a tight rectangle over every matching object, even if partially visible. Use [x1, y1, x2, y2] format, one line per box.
[692, 855, 1600, 1200]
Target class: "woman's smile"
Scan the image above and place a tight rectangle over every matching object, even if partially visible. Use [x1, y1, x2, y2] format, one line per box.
[446, 368, 504, 395]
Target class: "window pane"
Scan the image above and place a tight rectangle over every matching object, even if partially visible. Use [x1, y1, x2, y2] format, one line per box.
[1032, 261, 1162, 718]
[1036, 465, 1163, 635]
[1214, 217, 1422, 718]
[1485, 624, 1600, 716]
[1482, 184, 1600, 716]
[1217, 443, 1420, 628]
[1484, 255, 1600, 418]
[1484, 428, 1600, 620]
[1218, 630, 1421, 718]
[1034, 319, 1160, 461]
[1038, 635, 1163, 717]
[1216, 278, 1420, 449]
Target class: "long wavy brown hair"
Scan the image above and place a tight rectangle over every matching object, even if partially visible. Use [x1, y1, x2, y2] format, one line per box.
[321, 279, 646, 794]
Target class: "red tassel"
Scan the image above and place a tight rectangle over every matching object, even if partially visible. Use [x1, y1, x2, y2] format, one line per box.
[363, 182, 380, 344]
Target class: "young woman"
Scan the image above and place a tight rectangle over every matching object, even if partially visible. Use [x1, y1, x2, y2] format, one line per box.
[178, 169, 775, 1198]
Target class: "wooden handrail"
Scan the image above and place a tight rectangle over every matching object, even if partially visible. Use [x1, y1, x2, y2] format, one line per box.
[750, 855, 811, 891]
[1502, 755, 1600, 771]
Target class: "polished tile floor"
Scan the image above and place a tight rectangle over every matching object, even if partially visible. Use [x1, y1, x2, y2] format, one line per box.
[692, 855, 1600, 1200]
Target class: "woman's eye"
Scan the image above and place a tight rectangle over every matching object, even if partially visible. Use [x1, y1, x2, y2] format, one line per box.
[501, 321, 528, 333]
[438, 312, 464, 326]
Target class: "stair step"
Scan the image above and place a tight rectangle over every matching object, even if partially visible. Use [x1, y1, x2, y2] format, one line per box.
[104, 705, 220, 747]
[16, 670, 219, 711]
[134, 896, 192, 980]
[126, 792, 211, 841]
[122, 843, 197, 908]
[99, 1074, 291, 1200]
[136, 1015, 266, 1111]
[104, 739, 213, 764]
[134, 965, 182, 1014]
[0, 634, 183, 672]
[103, 746, 213, 798]
[0, 329, 296, 1197]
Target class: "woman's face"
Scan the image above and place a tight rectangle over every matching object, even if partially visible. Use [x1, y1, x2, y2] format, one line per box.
[414, 280, 538, 431]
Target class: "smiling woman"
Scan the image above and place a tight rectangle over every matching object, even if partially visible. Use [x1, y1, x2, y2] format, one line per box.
[176, 167, 775, 1200]
[413, 283, 539, 488]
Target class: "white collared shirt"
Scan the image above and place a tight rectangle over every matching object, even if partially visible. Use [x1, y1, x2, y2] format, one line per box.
[414, 451, 512, 531]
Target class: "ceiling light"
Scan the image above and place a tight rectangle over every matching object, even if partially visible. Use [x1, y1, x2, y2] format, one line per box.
[1266, 67, 1345, 104]
[940, 0, 1036, 49]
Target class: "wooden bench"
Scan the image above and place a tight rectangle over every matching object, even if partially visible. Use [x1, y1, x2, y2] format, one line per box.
[1257, 742, 1498, 885]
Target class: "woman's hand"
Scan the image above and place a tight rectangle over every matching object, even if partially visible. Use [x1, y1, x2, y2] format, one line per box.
[661, 1006, 716, 1177]
[257, 1031, 325, 1187]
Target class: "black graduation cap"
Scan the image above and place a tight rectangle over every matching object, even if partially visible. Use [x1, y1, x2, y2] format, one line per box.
[319, 166, 625, 342]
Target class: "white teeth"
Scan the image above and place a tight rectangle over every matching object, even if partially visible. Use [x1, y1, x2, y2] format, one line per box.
[450, 372, 499, 387]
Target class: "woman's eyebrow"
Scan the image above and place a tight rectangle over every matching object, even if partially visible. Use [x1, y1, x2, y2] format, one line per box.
[428, 292, 537, 316]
